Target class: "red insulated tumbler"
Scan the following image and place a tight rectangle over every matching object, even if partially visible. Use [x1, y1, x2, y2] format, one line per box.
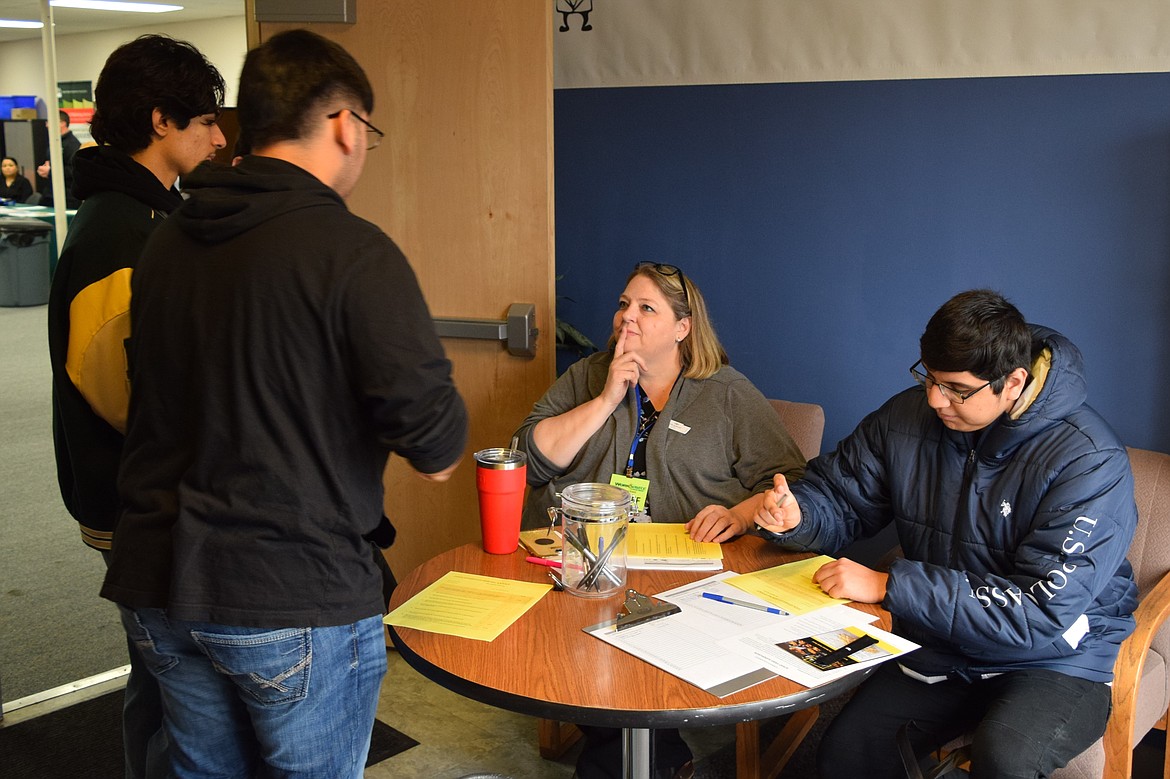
[474, 448, 528, 554]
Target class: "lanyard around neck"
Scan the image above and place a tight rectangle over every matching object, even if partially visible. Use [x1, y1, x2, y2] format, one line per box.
[626, 386, 658, 477]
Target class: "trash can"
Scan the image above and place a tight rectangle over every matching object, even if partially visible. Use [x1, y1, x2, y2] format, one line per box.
[0, 218, 52, 306]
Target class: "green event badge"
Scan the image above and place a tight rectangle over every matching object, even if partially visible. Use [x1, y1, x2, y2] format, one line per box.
[609, 474, 649, 514]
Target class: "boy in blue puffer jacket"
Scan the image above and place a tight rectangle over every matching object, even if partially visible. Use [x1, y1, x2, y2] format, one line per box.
[756, 289, 1137, 779]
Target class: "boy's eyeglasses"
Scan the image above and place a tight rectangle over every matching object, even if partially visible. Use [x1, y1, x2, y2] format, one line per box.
[327, 109, 384, 150]
[909, 360, 994, 404]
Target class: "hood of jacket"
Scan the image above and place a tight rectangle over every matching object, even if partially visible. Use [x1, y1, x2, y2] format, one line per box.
[171, 155, 346, 245]
[974, 324, 1088, 460]
[71, 145, 184, 214]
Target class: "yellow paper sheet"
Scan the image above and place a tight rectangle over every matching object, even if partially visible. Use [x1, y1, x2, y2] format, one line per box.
[726, 554, 848, 615]
[627, 523, 723, 560]
[384, 571, 551, 642]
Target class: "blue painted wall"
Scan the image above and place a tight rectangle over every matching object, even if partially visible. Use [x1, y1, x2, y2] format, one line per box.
[554, 73, 1170, 455]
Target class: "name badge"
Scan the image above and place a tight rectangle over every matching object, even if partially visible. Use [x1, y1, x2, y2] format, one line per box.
[668, 419, 690, 434]
[610, 474, 649, 513]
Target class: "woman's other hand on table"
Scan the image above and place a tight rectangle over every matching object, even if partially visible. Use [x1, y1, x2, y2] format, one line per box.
[686, 504, 750, 543]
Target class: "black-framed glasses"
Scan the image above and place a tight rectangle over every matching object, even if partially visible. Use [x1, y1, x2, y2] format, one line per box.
[634, 262, 689, 308]
[909, 360, 993, 405]
[327, 109, 384, 150]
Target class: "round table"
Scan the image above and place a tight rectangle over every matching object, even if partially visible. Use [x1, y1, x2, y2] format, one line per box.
[387, 534, 889, 778]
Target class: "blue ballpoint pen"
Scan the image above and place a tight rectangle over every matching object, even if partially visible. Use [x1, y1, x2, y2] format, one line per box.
[701, 592, 788, 615]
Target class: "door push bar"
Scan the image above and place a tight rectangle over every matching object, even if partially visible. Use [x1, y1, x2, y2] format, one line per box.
[434, 302, 538, 358]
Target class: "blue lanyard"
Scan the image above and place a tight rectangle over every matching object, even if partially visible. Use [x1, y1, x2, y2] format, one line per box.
[626, 387, 654, 477]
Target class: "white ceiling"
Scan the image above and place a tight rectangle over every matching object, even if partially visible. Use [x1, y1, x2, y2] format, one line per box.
[0, 1, 244, 44]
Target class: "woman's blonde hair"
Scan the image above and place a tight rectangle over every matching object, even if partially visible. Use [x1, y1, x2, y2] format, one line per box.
[610, 263, 729, 380]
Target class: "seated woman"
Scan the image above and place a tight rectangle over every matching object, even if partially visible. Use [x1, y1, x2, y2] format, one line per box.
[516, 261, 805, 540]
[0, 157, 33, 203]
[513, 262, 807, 779]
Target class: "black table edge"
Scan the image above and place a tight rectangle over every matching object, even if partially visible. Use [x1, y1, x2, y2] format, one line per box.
[388, 625, 876, 730]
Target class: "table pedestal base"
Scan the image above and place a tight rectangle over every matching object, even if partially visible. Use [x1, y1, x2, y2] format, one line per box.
[622, 727, 651, 779]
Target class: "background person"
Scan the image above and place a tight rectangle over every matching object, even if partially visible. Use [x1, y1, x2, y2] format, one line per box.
[100, 29, 468, 778]
[755, 289, 1138, 779]
[513, 261, 806, 779]
[46, 34, 226, 779]
[0, 156, 33, 201]
[37, 109, 82, 208]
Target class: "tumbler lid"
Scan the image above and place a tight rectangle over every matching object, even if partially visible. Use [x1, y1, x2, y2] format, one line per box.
[474, 447, 527, 470]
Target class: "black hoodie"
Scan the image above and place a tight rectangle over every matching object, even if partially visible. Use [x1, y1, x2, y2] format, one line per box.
[102, 156, 468, 627]
[47, 145, 184, 550]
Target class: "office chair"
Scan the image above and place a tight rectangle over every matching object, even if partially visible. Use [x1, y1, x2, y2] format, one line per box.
[766, 398, 825, 462]
[734, 399, 826, 779]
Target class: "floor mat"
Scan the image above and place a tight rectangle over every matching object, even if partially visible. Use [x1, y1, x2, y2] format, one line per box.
[0, 688, 417, 776]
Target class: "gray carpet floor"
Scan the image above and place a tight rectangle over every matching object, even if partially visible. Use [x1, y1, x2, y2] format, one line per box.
[0, 304, 127, 706]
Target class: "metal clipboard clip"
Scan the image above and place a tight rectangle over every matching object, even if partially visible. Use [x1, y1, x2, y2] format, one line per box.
[614, 589, 681, 631]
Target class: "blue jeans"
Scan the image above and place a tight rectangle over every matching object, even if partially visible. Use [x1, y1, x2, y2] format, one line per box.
[818, 662, 1111, 779]
[120, 608, 387, 779]
[122, 631, 169, 779]
[102, 550, 168, 779]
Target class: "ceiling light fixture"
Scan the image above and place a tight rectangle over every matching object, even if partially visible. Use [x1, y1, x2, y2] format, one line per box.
[50, 1, 183, 12]
[0, 19, 44, 28]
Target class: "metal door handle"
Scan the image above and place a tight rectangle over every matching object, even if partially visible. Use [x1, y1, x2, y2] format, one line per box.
[434, 302, 538, 358]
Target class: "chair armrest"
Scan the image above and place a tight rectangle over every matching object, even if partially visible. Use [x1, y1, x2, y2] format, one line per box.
[1102, 571, 1170, 779]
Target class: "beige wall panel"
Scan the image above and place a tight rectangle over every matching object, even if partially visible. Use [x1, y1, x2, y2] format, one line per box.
[258, 0, 555, 577]
[555, 0, 1170, 88]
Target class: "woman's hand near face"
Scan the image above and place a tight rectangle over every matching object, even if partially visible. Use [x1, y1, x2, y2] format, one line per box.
[600, 326, 645, 407]
[531, 328, 645, 469]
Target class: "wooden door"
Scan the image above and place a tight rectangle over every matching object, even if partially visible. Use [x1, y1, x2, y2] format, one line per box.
[255, 1, 555, 576]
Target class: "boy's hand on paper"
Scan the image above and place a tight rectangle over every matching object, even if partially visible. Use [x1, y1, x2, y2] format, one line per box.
[754, 473, 802, 533]
[813, 557, 888, 603]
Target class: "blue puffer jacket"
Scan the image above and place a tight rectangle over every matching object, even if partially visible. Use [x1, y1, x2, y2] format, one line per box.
[771, 326, 1137, 683]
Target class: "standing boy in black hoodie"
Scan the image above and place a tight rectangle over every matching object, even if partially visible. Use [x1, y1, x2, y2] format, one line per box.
[102, 29, 468, 777]
[47, 34, 225, 779]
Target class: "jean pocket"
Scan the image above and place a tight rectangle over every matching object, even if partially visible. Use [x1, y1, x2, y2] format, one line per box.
[192, 627, 312, 706]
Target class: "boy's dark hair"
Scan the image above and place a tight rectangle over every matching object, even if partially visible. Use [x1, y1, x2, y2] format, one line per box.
[238, 29, 374, 150]
[89, 34, 225, 155]
[919, 289, 1033, 394]
[58, 109, 70, 127]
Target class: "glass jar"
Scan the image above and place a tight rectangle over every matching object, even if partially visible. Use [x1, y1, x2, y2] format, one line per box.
[548, 483, 631, 598]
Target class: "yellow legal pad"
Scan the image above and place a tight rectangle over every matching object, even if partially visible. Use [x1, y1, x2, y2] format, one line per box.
[626, 522, 723, 560]
[384, 571, 552, 642]
[727, 554, 849, 615]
